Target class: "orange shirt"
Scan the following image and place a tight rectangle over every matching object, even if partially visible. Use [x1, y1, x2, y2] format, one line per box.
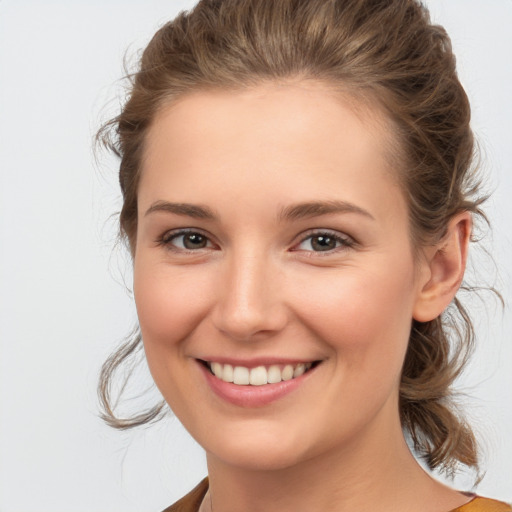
[452, 497, 512, 512]
[163, 478, 512, 512]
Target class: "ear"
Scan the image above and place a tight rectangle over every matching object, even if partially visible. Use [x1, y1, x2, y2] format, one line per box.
[413, 212, 472, 323]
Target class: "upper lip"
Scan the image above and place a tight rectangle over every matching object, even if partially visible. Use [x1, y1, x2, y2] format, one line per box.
[196, 357, 321, 368]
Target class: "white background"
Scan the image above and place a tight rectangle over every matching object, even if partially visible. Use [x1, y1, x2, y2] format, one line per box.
[0, 1, 511, 510]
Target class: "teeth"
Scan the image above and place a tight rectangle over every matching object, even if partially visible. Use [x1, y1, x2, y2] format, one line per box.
[267, 365, 282, 384]
[249, 366, 267, 386]
[281, 364, 294, 381]
[233, 366, 250, 385]
[293, 363, 306, 378]
[222, 364, 234, 383]
[208, 361, 314, 386]
[211, 362, 223, 379]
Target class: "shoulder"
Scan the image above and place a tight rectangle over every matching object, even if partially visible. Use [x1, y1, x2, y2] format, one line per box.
[161, 478, 209, 512]
[452, 497, 512, 512]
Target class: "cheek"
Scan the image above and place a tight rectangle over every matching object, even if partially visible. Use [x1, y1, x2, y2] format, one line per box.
[289, 264, 417, 437]
[133, 261, 213, 353]
[293, 263, 416, 365]
[132, 260, 217, 417]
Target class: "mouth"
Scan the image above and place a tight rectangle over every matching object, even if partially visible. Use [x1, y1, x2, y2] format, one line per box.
[199, 360, 321, 386]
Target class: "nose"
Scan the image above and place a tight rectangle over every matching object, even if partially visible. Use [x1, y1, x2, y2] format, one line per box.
[211, 249, 288, 342]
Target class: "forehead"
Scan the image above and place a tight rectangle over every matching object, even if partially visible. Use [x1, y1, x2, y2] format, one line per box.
[145, 81, 397, 164]
[140, 82, 405, 223]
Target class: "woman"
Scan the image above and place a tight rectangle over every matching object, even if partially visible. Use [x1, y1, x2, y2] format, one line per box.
[98, 0, 511, 510]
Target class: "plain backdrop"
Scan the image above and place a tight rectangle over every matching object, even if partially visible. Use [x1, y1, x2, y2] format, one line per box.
[0, 1, 511, 511]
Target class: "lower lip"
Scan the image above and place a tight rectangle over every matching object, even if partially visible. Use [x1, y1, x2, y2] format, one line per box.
[198, 361, 317, 408]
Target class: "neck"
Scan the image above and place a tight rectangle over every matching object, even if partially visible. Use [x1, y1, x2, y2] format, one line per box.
[203, 418, 450, 512]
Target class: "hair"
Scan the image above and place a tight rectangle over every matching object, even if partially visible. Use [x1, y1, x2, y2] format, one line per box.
[97, 0, 491, 476]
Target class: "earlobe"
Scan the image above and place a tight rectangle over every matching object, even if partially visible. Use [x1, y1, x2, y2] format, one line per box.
[413, 212, 472, 323]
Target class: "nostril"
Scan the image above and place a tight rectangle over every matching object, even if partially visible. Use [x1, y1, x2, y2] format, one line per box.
[212, 304, 289, 342]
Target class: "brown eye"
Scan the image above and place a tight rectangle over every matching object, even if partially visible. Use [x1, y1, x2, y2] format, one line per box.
[182, 233, 208, 249]
[294, 231, 353, 253]
[310, 235, 337, 251]
[162, 230, 213, 251]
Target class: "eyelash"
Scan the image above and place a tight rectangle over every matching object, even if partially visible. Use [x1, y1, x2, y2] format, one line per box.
[157, 228, 216, 253]
[156, 228, 355, 255]
[292, 229, 355, 255]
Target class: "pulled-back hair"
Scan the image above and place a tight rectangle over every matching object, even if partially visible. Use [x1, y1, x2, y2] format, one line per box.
[98, 0, 488, 475]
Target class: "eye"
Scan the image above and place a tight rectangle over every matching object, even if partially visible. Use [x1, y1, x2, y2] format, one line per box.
[159, 229, 215, 251]
[293, 230, 354, 253]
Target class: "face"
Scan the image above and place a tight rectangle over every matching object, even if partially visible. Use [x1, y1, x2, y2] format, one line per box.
[134, 82, 427, 471]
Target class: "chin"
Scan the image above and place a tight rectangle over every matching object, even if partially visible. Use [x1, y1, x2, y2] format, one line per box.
[203, 424, 315, 472]
[211, 445, 310, 472]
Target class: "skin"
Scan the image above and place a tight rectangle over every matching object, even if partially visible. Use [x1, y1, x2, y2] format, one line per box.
[133, 81, 472, 512]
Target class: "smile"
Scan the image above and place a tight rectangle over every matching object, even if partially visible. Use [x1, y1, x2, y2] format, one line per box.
[204, 361, 316, 386]
[197, 359, 322, 407]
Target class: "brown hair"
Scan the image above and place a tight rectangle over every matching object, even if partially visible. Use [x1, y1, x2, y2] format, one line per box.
[98, 0, 490, 475]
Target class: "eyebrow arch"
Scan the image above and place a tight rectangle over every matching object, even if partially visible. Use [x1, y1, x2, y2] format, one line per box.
[279, 200, 375, 222]
[144, 201, 217, 220]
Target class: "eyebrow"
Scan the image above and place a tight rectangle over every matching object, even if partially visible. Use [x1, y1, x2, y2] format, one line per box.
[144, 201, 217, 220]
[278, 200, 375, 222]
[144, 199, 374, 222]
